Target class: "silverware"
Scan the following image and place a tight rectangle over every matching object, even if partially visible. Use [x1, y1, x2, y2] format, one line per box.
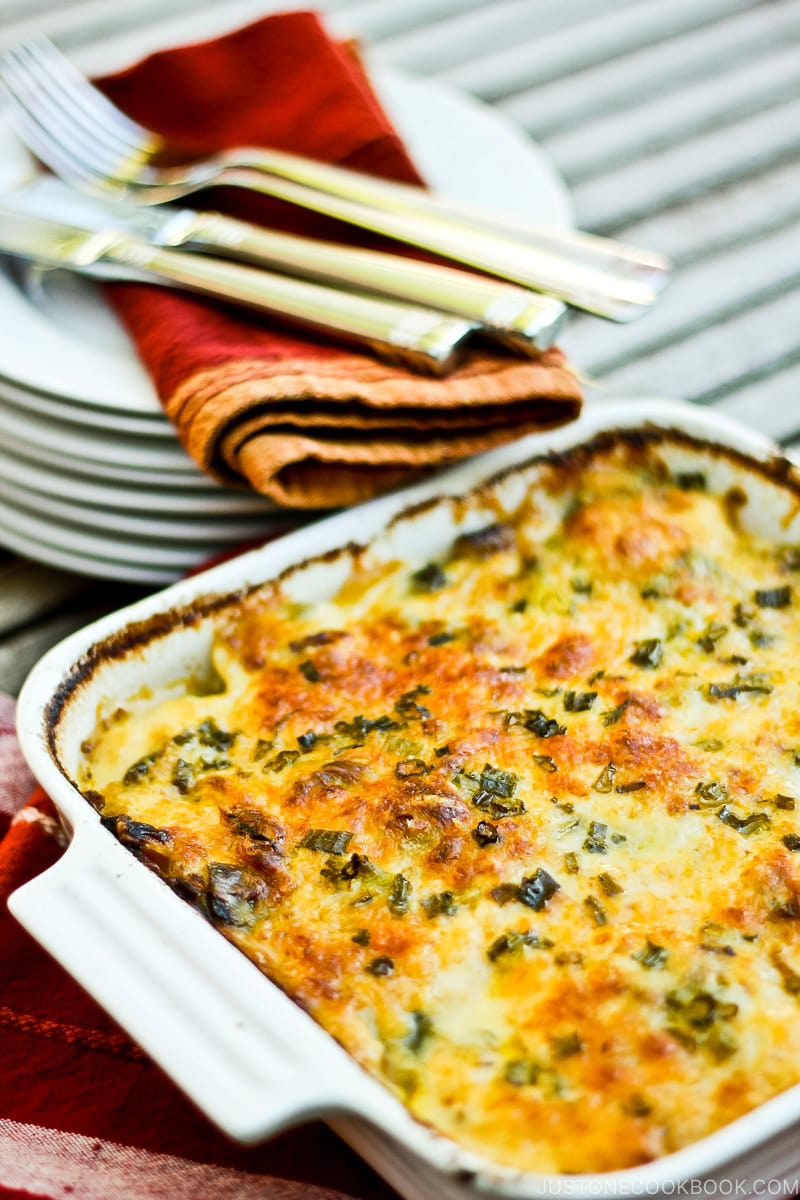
[12, 176, 567, 355]
[0, 206, 478, 375]
[0, 36, 670, 322]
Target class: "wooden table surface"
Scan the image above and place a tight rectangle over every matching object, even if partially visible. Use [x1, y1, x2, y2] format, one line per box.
[2, 0, 799, 694]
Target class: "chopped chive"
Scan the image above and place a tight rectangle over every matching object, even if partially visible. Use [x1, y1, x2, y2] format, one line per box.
[422, 891, 457, 918]
[584, 896, 607, 926]
[472, 820, 500, 847]
[300, 829, 353, 854]
[755, 586, 791, 608]
[583, 821, 608, 854]
[634, 941, 668, 970]
[630, 638, 663, 669]
[388, 874, 411, 916]
[597, 872, 623, 896]
[395, 758, 428, 778]
[674, 471, 706, 491]
[593, 762, 617, 793]
[696, 623, 728, 654]
[533, 754, 558, 773]
[406, 1010, 434, 1053]
[366, 956, 394, 976]
[411, 562, 447, 593]
[518, 868, 560, 911]
[262, 749, 301, 774]
[552, 1031, 583, 1058]
[718, 806, 771, 836]
[564, 690, 597, 712]
[602, 699, 630, 727]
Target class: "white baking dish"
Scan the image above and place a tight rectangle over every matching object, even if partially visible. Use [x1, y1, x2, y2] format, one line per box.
[13, 397, 800, 1200]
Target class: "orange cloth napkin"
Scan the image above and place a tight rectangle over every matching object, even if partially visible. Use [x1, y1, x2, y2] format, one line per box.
[98, 10, 582, 508]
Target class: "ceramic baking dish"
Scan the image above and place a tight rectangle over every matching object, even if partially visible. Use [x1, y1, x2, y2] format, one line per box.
[13, 397, 800, 1200]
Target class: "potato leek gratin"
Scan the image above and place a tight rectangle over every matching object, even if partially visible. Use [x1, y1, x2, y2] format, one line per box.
[79, 432, 800, 1174]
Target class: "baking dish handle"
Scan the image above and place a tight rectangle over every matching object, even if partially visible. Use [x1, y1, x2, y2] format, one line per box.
[8, 828, 369, 1143]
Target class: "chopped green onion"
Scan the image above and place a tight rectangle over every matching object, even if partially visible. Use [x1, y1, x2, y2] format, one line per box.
[584, 896, 607, 926]
[602, 699, 630, 727]
[616, 780, 646, 793]
[564, 690, 597, 712]
[300, 829, 353, 854]
[551, 1031, 583, 1058]
[518, 868, 560, 911]
[395, 758, 428, 778]
[597, 872, 623, 896]
[406, 1010, 434, 1053]
[783, 834, 800, 851]
[122, 752, 159, 785]
[299, 660, 321, 682]
[583, 821, 608, 854]
[428, 631, 454, 646]
[697, 623, 728, 653]
[366, 956, 394, 976]
[472, 820, 500, 847]
[634, 941, 668, 970]
[388, 874, 411, 916]
[533, 754, 558, 773]
[564, 851, 580, 874]
[718, 806, 771, 836]
[411, 562, 447, 593]
[262, 749, 301, 774]
[351, 929, 371, 946]
[593, 762, 617, 793]
[422, 891, 457, 918]
[755, 586, 791, 608]
[630, 639, 663, 669]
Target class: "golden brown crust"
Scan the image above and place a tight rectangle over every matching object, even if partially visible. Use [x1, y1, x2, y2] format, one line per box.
[81, 437, 800, 1174]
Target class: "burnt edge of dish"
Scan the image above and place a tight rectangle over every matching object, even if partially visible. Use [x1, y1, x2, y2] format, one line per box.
[44, 424, 800, 782]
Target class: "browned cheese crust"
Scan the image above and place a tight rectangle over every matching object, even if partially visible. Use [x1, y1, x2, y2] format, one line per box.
[80, 436, 800, 1174]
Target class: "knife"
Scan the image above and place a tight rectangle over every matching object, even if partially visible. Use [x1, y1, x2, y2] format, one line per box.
[5, 177, 567, 355]
[0, 202, 481, 376]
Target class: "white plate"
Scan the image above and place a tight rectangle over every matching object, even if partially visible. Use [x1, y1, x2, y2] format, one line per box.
[0, 67, 572, 416]
[0, 395, 194, 469]
[0, 372, 172, 438]
[0, 444, 287, 514]
[0, 429, 227, 487]
[0, 475, 297, 543]
[0, 490, 242, 569]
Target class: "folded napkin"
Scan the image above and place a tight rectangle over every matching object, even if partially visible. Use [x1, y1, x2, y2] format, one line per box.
[0, 698, 397, 1200]
[98, 11, 582, 509]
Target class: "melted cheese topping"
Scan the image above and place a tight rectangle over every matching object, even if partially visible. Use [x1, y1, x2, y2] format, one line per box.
[81, 439, 800, 1174]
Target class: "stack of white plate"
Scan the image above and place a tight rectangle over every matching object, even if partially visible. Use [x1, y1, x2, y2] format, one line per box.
[0, 71, 571, 586]
[0, 235, 307, 586]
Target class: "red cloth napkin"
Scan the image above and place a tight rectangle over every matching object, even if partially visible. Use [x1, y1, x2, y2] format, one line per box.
[97, 10, 582, 509]
[0, 696, 397, 1200]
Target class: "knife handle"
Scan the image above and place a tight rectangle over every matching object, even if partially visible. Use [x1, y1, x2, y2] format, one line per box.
[206, 166, 657, 322]
[104, 233, 476, 376]
[163, 210, 566, 355]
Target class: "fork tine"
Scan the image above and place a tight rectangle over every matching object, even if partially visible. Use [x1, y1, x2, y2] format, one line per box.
[0, 63, 114, 192]
[2, 42, 148, 168]
[0, 45, 143, 186]
[21, 35, 152, 148]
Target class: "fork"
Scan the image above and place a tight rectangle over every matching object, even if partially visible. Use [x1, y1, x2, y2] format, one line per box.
[0, 37, 670, 323]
